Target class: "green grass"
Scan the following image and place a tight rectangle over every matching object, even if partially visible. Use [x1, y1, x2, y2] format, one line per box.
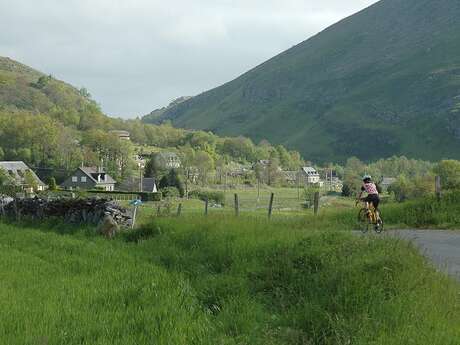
[382, 191, 460, 229]
[129, 187, 354, 222]
[0, 209, 459, 344]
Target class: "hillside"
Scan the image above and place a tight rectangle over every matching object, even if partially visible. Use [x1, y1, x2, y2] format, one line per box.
[0, 57, 100, 118]
[0, 56, 305, 183]
[154, 0, 460, 163]
[143, 96, 192, 123]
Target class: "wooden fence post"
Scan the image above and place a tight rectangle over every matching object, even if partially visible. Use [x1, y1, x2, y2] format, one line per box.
[177, 203, 182, 217]
[313, 192, 320, 216]
[435, 175, 442, 201]
[205, 197, 209, 216]
[268, 192, 275, 219]
[234, 194, 239, 216]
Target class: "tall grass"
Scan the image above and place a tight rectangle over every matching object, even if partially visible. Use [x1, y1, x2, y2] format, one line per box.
[383, 191, 460, 228]
[127, 215, 460, 345]
[0, 223, 213, 345]
[0, 210, 459, 344]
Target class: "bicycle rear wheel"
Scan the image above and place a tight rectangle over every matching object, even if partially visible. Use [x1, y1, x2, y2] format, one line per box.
[374, 216, 384, 233]
[358, 208, 371, 233]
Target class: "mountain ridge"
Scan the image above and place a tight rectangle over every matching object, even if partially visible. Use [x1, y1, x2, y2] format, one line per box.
[153, 0, 460, 162]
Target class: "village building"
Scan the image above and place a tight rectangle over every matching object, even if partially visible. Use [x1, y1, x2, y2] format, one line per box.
[118, 177, 158, 193]
[109, 130, 130, 141]
[0, 161, 47, 191]
[61, 167, 116, 191]
[283, 171, 299, 184]
[155, 152, 181, 169]
[380, 177, 397, 191]
[133, 154, 146, 169]
[300, 167, 322, 185]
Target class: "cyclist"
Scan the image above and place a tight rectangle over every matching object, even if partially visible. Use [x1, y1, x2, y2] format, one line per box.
[357, 175, 381, 224]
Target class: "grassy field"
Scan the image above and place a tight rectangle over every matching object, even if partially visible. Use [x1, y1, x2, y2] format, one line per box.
[130, 186, 354, 220]
[0, 207, 459, 344]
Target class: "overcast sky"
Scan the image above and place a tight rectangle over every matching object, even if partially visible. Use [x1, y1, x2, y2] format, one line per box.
[0, 0, 378, 118]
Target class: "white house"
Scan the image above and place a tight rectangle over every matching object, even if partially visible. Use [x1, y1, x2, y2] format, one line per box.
[301, 167, 322, 185]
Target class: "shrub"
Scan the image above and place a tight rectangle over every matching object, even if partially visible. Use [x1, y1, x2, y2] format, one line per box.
[124, 225, 161, 243]
[47, 177, 57, 191]
[161, 186, 180, 198]
[189, 190, 225, 205]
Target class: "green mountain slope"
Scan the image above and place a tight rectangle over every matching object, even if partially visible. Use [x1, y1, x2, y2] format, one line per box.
[143, 96, 192, 123]
[0, 56, 108, 129]
[155, 0, 460, 162]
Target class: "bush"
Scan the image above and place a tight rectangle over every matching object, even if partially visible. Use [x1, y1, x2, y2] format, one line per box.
[124, 225, 161, 243]
[47, 177, 57, 191]
[161, 186, 180, 198]
[139, 192, 162, 202]
[0, 185, 22, 197]
[159, 170, 185, 197]
[189, 190, 225, 205]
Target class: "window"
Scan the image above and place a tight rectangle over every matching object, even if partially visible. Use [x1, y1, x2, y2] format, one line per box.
[81, 176, 87, 183]
[72, 176, 78, 182]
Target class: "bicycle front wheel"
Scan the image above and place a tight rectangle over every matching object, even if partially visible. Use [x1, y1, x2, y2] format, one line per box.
[358, 208, 371, 233]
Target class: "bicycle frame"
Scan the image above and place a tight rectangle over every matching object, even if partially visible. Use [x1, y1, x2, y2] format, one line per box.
[358, 201, 378, 224]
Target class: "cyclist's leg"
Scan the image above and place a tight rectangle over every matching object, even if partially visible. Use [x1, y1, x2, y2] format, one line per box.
[372, 198, 381, 223]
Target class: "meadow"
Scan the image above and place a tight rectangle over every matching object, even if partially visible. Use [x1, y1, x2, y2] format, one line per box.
[0, 197, 459, 344]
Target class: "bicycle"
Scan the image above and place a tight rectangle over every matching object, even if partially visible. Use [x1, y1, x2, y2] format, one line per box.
[356, 201, 384, 234]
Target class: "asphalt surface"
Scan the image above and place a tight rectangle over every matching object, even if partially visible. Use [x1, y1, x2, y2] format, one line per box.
[387, 230, 460, 281]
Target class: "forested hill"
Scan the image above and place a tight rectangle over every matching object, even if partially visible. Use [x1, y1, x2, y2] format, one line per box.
[0, 56, 110, 129]
[154, 0, 460, 163]
[0, 56, 305, 183]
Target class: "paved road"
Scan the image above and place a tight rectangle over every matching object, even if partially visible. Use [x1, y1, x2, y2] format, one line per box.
[387, 230, 460, 281]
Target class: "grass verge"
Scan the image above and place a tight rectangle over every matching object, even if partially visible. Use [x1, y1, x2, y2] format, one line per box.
[1, 211, 458, 344]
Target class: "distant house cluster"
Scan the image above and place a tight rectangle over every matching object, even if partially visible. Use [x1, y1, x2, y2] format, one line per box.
[155, 152, 181, 170]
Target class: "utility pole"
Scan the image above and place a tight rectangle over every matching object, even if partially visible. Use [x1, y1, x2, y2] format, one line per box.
[330, 167, 333, 191]
[138, 163, 143, 192]
[297, 169, 301, 200]
[257, 177, 260, 203]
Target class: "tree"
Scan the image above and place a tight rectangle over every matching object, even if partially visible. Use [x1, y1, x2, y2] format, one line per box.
[434, 160, 460, 190]
[388, 174, 434, 202]
[159, 169, 185, 197]
[221, 137, 255, 162]
[144, 153, 164, 178]
[267, 153, 281, 186]
[24, 170, 38, 191]
[48, 177, 57, 191]
[0, 168, 11, 186]
[194, 151, 214, 185]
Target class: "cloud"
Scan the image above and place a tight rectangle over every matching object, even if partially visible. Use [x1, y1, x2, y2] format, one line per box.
[0, 0, 378, 117]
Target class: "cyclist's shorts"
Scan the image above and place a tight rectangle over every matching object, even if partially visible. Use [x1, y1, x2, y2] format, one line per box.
[363, 194, 380, 209]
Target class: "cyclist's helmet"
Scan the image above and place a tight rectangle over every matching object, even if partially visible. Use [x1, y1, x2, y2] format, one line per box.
[362, 175, 372, 182]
